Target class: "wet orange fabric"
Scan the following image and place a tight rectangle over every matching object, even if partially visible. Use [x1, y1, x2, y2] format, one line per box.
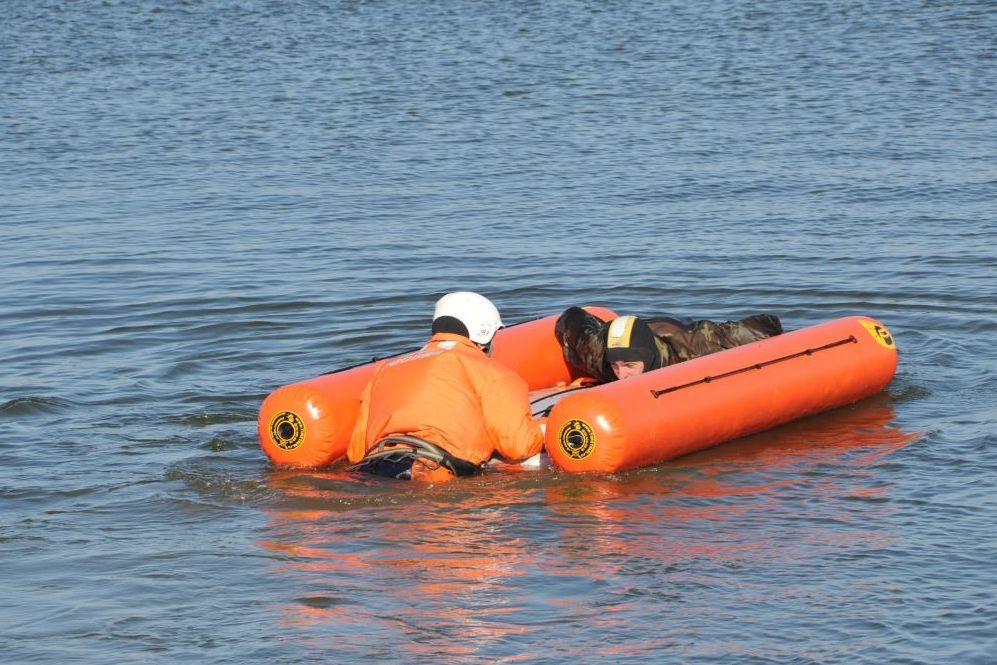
[409, 460, 457, 483]
[347, 333, 544, 468]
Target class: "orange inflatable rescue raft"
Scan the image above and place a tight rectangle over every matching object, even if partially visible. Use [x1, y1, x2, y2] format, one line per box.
[545, 316, 898, 473]
[258, 311, 898, 474]
[257, 307, 617, 467]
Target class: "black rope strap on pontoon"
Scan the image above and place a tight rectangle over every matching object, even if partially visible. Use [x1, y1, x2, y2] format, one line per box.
[650, 335, 858, 399]
[322, 316, 545, 375]
[530, 384, 593, 417]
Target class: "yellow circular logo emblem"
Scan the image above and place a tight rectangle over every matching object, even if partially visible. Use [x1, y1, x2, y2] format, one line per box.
[269, 411, 305, 451]
[558, 419, 596, 460]
[858, 320, 896, 350]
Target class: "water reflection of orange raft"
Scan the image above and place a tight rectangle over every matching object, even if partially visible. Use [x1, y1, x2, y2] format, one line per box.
[258, 311, 898, 473]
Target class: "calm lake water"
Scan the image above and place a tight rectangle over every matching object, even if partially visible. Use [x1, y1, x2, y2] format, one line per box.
[3, 0, 996, 663]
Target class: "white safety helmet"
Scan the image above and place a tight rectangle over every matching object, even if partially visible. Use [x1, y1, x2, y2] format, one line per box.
[433, 291, 504, 345]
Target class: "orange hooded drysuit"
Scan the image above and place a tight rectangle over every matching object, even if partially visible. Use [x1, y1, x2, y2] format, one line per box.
[348, 333, 544, 478]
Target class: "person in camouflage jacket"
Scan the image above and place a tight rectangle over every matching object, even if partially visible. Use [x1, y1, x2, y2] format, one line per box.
[555, 306, 783, 382]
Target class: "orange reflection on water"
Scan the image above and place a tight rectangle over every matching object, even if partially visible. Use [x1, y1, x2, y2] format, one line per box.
[259, 395, 920, 658]
[543, 395, 920, 572]
[261, 468, 551, 655]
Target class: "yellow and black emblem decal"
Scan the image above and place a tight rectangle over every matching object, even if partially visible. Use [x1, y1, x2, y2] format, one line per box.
[269, 411, 306, 451]
[558, 418, 596, 460]
[858, 320, 896, 350]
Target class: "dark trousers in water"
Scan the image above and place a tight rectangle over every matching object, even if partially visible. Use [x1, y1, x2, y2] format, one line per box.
[348, 435, 482, 482]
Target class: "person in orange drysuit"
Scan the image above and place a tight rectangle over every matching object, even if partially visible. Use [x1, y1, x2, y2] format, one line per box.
[347, 291, 546, 482]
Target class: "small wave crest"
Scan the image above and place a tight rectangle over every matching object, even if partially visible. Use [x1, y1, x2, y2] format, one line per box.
[165, 458, 277, 505]
[0, 396, 74, 417]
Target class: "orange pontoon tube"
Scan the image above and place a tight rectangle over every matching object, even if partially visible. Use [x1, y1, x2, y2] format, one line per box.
[545, 316, 898, 473]
[257, 307, 617, 467]
[259, 311, 897, 473]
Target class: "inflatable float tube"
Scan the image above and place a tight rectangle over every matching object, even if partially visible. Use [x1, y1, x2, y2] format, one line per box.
[257, 307, 618, 467]
[545, 316, 898, 473]
[258, 311, 897, 473]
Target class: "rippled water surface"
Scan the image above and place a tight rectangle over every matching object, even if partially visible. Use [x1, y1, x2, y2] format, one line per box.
[3, 1, 996, 663]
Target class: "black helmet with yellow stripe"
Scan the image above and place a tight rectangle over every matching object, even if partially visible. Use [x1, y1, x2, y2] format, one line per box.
[605, 315, 662, 373]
